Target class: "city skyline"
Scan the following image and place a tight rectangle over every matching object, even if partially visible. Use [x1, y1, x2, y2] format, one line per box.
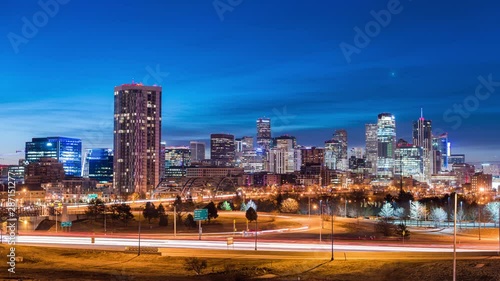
[2, 1, 500, 164]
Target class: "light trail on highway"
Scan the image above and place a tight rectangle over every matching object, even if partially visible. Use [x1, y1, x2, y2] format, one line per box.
[15, 235, 496, 253]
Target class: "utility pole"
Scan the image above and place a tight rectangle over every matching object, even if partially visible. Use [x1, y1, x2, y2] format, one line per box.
[320, 200, 322, 243]
[453, 193, 457, 281]
[331, 200, 334, 261]
[174, 205, 176, 237]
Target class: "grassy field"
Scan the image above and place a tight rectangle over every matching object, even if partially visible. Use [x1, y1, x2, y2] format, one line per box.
[42, 212, 303, 235]
[1, 245, 500, 281]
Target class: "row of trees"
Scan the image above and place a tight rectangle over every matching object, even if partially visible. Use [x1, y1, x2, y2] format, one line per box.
[378, 201, 500, 227]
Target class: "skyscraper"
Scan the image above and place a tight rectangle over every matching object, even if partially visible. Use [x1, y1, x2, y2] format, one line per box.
[113, 83, 162, 195]
[25, 137, 82, 177]
[256, 118, 271, 150]
[432, 133, 450, 172]
[395, 141, 424, 183]
[376, 113, 396, 179]
[365, 124, 378, 175]
[324, 140, 342, 170]
[210, 134, 235, 166]
[164, 146, 191, 177]
[83, 148, 113, 183]
[189, 141, 206, 163]
[413, 110, 433, 181]
[333, 129, 348, 171]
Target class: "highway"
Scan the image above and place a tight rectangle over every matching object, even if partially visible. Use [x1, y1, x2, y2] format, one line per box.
[14, 235, 499, 254]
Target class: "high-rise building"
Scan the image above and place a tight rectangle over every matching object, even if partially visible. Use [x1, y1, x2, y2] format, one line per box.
[189, 141, 206, 163]
[365, 124, 378, 175]
[273, 135, 296, 150]
[83, 148, 113, 183]
[482, 163, 499, 176]
[267, 135, 297, 173]
[25, 137, 82, 177]
[256, 118, 271, 150]
[413, 111, 433, 181]
[376, 113, 396, 179]
[432, 133, 450, 171]
[210, 134, 235, 167]
[113, 83, 162, 195]
[241, 136, 254, 151]
[333, 129, 348, 170]
[449, 154, 465, 165]
[300, 147, 324, 167]
[350, 147, 364, 159]
[395, 141, 424, 182]
[164, 147, 191, 177]
[471, 172, 493, 193]
[324, 140, 342, 170]
[25, 158, 66, 185]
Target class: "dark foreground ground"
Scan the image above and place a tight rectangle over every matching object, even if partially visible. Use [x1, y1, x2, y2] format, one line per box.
[1, 245, 499, 281]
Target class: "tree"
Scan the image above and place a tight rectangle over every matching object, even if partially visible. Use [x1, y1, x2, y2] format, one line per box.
[485, 202, 500, 226]
[396, 223, 410, 240]
[184, 214, 196, 228]
[157, 203, 167, 227]
[142, 202, 159, 224]
[110, 203, 134, 226]
[220, 201, 232, 211]
[246, 200, 257, 212]
[394, 207, 405, 220]
[410, 201, 424, 222]
[279, 198, 299, 213]
[430, 207, 447, 227]
[86, 199, 105, 221]
[378, 202, 395, 220]
[183, 257, 207, 275]
[157, 203, 166, 216]
[240, 202, 247, 212]
[246, 207, 258, 222]
[204, 201, 218, 222]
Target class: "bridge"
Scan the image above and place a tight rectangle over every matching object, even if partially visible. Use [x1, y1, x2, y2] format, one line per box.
[152, 176, 240, 199]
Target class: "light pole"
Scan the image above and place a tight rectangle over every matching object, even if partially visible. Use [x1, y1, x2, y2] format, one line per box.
[330, 199, 334, 261]
[138, 207, 142, 256]
[479, 205, 481, 240]
[254, 218, 258, 251]
[453, 192, 457, 281]
[319, 199, 322, 242]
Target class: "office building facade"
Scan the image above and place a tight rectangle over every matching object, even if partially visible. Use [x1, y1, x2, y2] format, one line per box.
[25, 137, 82, 177]
[376, 113, 396, 178]
[113, 83, 162, 195]
[210, 134, 235, 167]
[83, 148, 113, 183]
[365, 124, 378, 175]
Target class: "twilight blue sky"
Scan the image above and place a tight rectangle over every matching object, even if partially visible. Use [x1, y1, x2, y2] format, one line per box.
[1, 0, 500, 164]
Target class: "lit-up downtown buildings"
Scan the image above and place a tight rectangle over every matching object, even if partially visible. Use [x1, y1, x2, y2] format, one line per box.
[113, 83, 162, 196]
[25, 137, 82, 176]
[376, 113, 396, 179]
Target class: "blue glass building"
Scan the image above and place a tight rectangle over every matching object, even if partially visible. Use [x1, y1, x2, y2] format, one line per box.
[25, 137, 82, 177]
[83, 148, 113, 183]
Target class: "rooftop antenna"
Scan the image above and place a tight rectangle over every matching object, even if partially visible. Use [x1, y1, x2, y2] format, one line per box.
[421, 108, 423, 119]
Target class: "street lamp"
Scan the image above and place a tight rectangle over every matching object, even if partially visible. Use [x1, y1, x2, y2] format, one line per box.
[330, 199, 334, 261]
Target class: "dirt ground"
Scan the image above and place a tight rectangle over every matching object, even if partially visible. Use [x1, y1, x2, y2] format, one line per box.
[1, 245, 499, 281]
